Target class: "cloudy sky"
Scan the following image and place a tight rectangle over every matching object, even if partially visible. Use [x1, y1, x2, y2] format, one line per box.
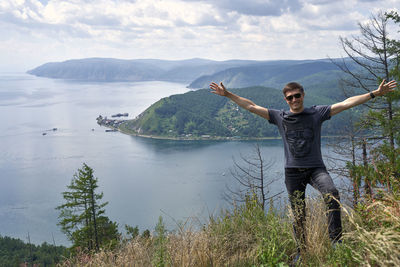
[1, 0, 399, 71]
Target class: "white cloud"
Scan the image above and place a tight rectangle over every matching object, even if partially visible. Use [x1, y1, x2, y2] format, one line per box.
[182, 0, 303, 16]
[0, 0, 399, 71]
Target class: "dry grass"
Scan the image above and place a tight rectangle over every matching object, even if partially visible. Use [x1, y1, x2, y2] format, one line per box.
[58, 194, 400, 267]
[342, 194, 400, 266]
[60, 239, 153, 266]
[59, 224, 256, 267]
[303, 198, 332, 264]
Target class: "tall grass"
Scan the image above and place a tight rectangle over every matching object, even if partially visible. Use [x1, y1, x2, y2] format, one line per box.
[59, 193, 400, 267]
[341, 193, 400, 266]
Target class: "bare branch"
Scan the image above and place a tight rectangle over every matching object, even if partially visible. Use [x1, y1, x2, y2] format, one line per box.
[224, 144, 282, 211]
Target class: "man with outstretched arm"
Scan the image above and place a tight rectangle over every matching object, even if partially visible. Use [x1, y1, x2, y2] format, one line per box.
[209, 79, 397, 259]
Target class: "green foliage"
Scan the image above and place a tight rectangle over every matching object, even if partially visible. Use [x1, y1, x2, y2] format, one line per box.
[142, 229, 151, 239]
[256, 207, 294, 266]
[56, 163, 120, 253]
[152, 216, 169, 267]
[387, 10, 400, 23]
[324, 241, 360, 267]
[124, 225, 139, 240]
[123, 85, 347, 139]
[208, 195, 296, 266]
[96, 216, 120, 250]
[0, 235, 69, 266]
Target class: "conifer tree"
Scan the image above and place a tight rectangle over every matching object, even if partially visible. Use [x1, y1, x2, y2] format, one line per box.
[336, 11, 400, 194]
[56, 163, 120, 252]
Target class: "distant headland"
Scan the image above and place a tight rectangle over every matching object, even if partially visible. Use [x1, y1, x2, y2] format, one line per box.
[27, 57, 353, 89]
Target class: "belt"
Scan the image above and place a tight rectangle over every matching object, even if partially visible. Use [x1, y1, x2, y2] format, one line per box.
[286, 167, 321, 173]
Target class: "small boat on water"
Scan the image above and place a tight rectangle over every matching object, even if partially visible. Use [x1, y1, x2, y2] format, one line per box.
[111, 113, 129, 118]
[105, 129, 118, 132]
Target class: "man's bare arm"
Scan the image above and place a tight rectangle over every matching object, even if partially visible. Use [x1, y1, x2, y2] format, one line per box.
[330, 80, 397, 116]
[209, 82, 270, 120]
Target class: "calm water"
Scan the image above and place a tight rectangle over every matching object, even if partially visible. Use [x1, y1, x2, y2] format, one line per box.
[0, 73, 342, 246]
[0, 73, 290, 246]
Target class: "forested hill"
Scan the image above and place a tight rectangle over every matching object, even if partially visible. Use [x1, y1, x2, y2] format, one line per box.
[0, 235, 68, 266]
[188, 61, 346, 97]
[120, 86, 349, 139]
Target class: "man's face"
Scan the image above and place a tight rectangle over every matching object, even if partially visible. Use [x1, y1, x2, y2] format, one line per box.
[284, 89, 304, 112]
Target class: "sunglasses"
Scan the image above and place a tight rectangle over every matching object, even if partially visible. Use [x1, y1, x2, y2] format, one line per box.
[285, 93, 302, 101]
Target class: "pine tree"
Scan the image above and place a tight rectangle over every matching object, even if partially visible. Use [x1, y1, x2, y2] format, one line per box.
[336, 11, 400, 195]
[56, 163, 120, 252]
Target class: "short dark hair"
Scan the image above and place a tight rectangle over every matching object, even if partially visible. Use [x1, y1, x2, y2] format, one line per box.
[283, 82, 304, 95]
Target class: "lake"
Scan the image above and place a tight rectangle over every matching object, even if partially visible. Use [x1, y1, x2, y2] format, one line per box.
[0, 73, 339, 246]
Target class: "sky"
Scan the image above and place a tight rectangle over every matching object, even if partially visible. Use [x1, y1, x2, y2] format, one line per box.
[1, 0, 399, 72]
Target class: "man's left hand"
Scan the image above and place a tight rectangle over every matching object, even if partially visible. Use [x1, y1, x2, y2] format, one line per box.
[374, 79, 397, 96]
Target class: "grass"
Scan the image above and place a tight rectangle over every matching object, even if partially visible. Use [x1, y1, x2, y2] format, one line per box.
[58, 193, 400, 267]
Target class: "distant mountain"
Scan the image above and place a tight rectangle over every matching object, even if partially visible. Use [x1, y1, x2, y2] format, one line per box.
[119, 86, 350, 139]
[188, 60, 345, 91]
[28, 58, 165, 81]
[156, 59, 261, 83]
[27, 58, 353, 87]
[27, 58, 262, 83]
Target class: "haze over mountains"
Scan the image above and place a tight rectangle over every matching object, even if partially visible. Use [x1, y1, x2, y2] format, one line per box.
[27, 58, 254, 83]
[27, 57, 351, 90]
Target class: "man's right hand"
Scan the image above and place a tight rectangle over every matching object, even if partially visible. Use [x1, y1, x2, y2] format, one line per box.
[210, 82, 228, 96]
[209, 81, 270, 120]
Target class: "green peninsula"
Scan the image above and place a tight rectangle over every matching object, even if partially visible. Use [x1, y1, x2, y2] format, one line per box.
[117, 86, 349, 140]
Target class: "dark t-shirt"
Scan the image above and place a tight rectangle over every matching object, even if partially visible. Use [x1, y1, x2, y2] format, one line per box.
[268, 105, 331, 168]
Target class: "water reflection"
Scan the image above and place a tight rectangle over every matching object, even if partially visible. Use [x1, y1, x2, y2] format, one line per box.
[131, 136, 284, 153]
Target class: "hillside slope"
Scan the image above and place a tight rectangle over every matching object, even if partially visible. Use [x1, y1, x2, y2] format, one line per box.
[188, 61, 345, 96]
[119, 86, 349, 139]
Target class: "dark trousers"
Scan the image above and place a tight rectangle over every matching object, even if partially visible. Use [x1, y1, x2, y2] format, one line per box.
[285, 167, 342, 248]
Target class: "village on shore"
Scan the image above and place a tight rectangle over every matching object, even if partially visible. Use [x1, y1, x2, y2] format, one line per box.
[96, 114, 283, 141]
[96, 114, 128, 132]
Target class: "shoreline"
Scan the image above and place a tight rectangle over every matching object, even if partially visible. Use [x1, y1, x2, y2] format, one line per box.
[97, 117, 343, 141]
[118, 125, 281, 141]
[111, 124, 340, 142]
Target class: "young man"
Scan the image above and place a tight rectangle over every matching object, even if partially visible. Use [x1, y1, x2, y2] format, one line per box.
[209, 80, 397, 251]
